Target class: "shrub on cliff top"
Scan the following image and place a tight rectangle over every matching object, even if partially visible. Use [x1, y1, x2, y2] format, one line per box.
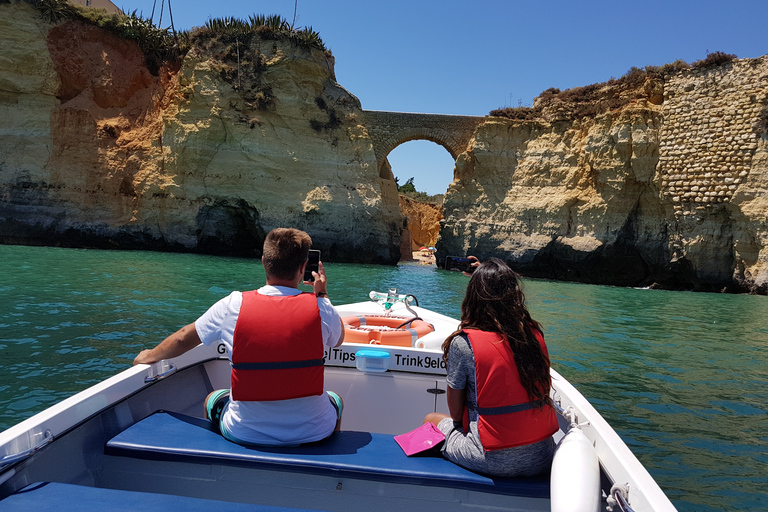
[403, 191, 444, 205]
[648, 59, 691, 76]
[34, 0, 73, 21]
[205, 16, 251, 41]
[26, 0, 187, 74]
[24, 1, 328, 75]
[199, 13, 327, 51]
[488, 105, 541, 121]
[491, 72, 645, 122]
[691, 51, 738, 70]
[490, 57, 697, 122]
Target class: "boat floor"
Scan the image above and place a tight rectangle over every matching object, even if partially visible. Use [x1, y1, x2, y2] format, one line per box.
[1, 481, 324, 512]
[93, 410, 550, 511]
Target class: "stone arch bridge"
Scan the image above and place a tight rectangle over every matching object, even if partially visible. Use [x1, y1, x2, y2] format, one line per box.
[362, 110, 486, 174]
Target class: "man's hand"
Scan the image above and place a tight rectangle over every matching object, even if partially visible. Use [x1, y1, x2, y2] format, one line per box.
[133, 323, 201, 366]
[304, 261, 328, 295]
[133, 349, 157, 366]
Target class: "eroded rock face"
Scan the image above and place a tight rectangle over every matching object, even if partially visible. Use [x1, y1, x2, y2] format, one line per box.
[439, 57, 768, 293]
[0, 3, 402, 262]
[399, 195, 442, 249]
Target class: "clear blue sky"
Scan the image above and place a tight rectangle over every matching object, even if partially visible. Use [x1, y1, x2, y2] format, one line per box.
[119, 0, 768, 195]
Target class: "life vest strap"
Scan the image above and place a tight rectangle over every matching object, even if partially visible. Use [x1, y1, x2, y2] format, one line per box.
[468, 399, 546, 416]
[232, 358, 325, 370]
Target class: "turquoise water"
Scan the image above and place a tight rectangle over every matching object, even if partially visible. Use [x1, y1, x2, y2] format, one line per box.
[0, 245, 766, 511]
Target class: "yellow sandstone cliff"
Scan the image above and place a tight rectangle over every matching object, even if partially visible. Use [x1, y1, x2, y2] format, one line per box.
[439, 57, 768, 293]
[0, 2, 402, 262]
[398, 195, 442, 250]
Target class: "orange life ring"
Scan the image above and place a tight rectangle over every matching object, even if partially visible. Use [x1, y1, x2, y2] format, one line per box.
[342, 315, 435, 347]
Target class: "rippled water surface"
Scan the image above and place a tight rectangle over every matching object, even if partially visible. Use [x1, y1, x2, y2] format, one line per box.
[1, 245, 766, 511]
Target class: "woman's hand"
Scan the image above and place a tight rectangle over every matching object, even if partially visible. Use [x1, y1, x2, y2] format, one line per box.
[463, 255, 480, 276]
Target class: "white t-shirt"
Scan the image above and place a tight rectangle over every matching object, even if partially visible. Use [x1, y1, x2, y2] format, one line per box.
[195, 285, 343, 445]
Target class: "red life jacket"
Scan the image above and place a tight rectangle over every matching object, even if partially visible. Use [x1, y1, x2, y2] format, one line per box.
[463, 328, 558, 451]
[230, 291, 325, 401]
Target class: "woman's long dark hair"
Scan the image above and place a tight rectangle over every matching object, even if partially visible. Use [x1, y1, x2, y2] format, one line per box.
[443, 258, 551, 406]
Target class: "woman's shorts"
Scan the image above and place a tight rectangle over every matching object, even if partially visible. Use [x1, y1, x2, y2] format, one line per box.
[437, 417, 555, 477]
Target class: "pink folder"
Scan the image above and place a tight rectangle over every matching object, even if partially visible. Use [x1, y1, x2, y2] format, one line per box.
[394, 422, 446, 456]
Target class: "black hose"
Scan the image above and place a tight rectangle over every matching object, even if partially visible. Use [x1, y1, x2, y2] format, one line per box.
[405, 294, 419, 306]
[395, 317, 423, 329]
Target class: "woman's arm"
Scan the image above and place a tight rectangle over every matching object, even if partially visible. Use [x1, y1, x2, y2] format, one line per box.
[446, 385, 467, 424]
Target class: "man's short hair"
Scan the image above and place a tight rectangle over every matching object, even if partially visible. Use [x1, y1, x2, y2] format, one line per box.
[262, 228, 312, 280]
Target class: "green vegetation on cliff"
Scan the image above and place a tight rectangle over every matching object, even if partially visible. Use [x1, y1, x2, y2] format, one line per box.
[200, 14, 325, 52]
[12, 0, 327, 75]
[396, 177, 444, 204]
[490, 51, 738, 121]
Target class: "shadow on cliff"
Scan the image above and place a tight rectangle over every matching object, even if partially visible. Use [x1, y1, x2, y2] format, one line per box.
[509, 204, 753, 293]
[0, 195, 267, 258]
[492, 198, 706, 292]
[196, 199, 266, 257]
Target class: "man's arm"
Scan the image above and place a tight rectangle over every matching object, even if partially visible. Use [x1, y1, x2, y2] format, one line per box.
[333, 318, 345, 347]
[133, 323, 202, 365]
[309, 260, 345, 348]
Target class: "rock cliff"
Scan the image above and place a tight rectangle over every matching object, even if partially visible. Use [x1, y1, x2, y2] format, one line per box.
[3, 3, 768, 293]
[398, 195, 442, 249]
[0, 2, 402, 262]
[439, 57, 768, 293]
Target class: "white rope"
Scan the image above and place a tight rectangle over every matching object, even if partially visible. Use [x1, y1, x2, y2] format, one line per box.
[606, 483, 634, 512]
[564, 405, 578, 427]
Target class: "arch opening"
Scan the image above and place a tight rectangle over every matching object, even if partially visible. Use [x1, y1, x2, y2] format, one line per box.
[388, 140, 456, 198]
[387, 140, 454, 266]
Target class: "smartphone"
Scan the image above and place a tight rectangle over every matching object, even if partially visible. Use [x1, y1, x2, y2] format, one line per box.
[304, 249, 320, 282]
[445, 256, 475, 273]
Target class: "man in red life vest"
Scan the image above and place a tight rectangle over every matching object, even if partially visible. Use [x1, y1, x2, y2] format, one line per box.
[133, 228, 345, 446]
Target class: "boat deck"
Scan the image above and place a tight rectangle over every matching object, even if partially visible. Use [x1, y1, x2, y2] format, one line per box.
[105, 411, 550, 498]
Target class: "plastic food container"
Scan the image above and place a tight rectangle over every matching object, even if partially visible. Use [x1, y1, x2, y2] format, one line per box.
[354, 349, 391, 373]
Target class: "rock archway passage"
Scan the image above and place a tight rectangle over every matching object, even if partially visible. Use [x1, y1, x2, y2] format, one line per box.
[361, 110, 486, 174]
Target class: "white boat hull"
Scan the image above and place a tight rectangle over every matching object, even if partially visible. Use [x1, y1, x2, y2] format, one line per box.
[0, 300, 677, 512]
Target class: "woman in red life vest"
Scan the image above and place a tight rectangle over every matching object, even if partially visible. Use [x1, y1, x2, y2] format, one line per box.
[424, 258, 558, 477]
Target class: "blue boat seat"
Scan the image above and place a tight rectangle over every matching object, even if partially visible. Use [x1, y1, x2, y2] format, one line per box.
[105, 411, 549, 499]
[1, 481, 325, 511]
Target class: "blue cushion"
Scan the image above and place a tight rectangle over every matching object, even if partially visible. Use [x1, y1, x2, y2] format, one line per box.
[105, 412, 549, 499]
[1, 482, 323, 511]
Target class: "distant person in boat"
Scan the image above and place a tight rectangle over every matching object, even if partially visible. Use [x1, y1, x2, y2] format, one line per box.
[134, 227, 345, 446]
[424, 258, 558, 477]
